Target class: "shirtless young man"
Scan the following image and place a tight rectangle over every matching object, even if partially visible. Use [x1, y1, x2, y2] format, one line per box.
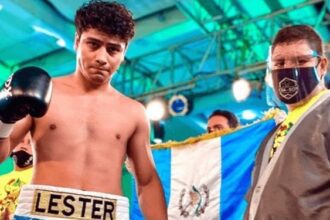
[0, 1, 167, 219]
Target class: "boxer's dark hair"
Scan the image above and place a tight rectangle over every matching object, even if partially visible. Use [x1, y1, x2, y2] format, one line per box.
[75, 0, 135, 43]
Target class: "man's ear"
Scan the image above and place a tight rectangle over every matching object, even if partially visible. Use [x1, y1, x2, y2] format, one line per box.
[121, 56, 126, 64]
[320, 57, 328, 77]
[121, 47, 128, 63]
[74, 33, 80, 51]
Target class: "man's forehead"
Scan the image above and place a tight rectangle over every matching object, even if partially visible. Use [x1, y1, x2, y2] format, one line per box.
[85, 36, 126, 47]
[80, 29, 126, 47]
[272, 42, 315, 59]
[208, 115, 229, 124]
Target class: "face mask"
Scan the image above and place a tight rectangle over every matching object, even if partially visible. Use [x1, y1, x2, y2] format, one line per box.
[11, 150, 33, 168]
[271, 67, 320, 104]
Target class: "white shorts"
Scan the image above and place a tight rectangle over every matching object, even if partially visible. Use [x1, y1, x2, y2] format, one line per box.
[13, 184, 129, 220]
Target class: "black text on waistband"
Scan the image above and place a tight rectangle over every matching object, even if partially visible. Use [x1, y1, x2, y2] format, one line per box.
[31, 189, 117, 220]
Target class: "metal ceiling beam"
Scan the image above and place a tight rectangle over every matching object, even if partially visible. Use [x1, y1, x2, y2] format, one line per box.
[233, 0, 324, 28]
[123, 58, 154, 79]
[134, 35, 266, 77]
[0, 60, 10, 69]
[119, 34, 270, 99]
[133, 60, 266, 101]
[264, 0, 283, 11]
[16, 48, 66, 68]
[121, 0, 325, 98]
[131, 0, 324, 61]
[231, 0, 269, 41]
[117, 58, 165, 95]
[175, 1, 211, 34]
[196, 0, 248, 50]
[197, 34, 217, 72]
[314, 1, 328, 28]
[176, 50, 194, 76]
[119, 0, 326, 99]
[177, 0, 239, 68]
[134, 6, 188, 39]
[196, 0, 221, 20]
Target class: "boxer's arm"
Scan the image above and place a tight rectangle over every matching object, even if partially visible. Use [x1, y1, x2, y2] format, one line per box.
[127, 104, 167, 220]
[0, 116, 32, 162]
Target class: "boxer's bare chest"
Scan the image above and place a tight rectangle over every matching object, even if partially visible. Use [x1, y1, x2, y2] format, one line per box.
[34, 86, 136, 154]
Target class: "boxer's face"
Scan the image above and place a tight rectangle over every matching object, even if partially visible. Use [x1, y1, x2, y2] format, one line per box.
[75, 28, 126, 85]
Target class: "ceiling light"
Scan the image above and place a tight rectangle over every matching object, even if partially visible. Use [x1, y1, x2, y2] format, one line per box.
[0, 4, 3, 11]
[33, 25, 66, 48]
[56, 38, 66, 47]
[232, 78, 251, 101]
[242, 110, 257, 120]
[146, 99, 167, 121]
[33, 25, 55, 37]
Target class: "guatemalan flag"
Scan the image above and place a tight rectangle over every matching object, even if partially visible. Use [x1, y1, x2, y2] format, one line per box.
[130, 119, 276, 220]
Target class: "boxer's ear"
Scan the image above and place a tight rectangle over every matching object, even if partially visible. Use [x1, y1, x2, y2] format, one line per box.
[74, 33, 80, 51]
[121, 46, 127, 63]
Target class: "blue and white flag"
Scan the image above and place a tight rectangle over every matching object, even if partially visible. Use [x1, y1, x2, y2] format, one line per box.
[131, 119, 276, 220]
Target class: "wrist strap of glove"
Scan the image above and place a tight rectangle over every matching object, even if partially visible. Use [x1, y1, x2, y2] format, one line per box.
[0, 120, 14, 138]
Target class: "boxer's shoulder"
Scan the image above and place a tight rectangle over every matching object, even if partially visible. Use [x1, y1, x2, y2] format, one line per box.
[51, 75, 77, 92]
[108, 89, 144, 111]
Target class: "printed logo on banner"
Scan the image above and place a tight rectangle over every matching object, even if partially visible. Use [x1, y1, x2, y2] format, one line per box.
[178, 184, 209, 217]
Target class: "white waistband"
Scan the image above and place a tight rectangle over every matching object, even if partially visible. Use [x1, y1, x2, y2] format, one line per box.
[15, 184, 129, 220]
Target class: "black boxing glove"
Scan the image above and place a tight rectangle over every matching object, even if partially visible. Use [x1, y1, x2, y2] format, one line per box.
[0, 66, 52, 137]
